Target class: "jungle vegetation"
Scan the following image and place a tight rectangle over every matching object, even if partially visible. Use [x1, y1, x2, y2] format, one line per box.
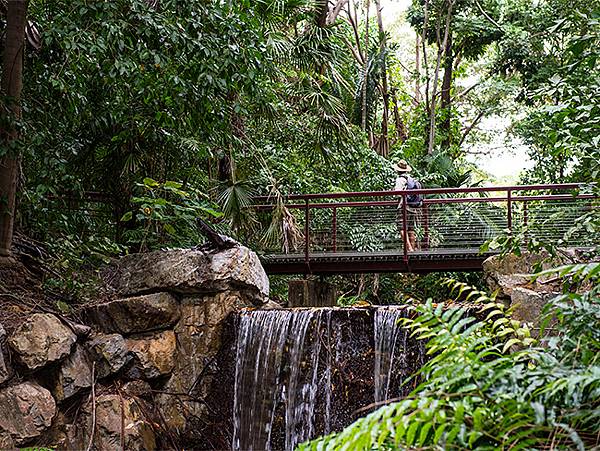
[0, 1, 598, 447]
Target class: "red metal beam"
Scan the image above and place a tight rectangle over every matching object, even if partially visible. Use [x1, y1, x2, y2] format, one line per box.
[253, 183, 587, 203]
[252, 193, 598, 210]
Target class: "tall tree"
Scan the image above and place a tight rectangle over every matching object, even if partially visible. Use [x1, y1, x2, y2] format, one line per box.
[360, 0, 370, 132]
[0, 0, 28, 256]
[374, 0, 390, 156]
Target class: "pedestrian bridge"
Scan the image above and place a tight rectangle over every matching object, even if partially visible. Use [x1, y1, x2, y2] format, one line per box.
[250, 183, 599, 274]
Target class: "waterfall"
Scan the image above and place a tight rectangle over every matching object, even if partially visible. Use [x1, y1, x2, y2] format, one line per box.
[374, 307, 407, 403]
[233, 309, 323, 451]
[232, 307, 419, 451]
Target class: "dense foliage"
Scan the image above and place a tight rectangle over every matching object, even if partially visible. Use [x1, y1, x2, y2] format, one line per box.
[0, 0, 597, 299]
[302, 266, 600, 450]
[0, 0, 597, 446]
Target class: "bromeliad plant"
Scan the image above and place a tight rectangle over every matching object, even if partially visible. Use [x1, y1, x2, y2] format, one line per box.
[301, 268, 600, 450]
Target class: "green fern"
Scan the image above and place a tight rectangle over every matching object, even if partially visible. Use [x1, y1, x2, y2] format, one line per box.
[301, 269, 600, 450]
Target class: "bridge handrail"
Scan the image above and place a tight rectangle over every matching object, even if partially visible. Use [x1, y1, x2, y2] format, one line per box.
[250, 182, 599, 273]
[253, 183, 591, 203]
[253, 194, 599, 210]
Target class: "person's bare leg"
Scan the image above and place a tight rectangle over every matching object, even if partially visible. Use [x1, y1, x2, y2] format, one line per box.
[409, 231, 418, 251]
[402, 231, 415, 252]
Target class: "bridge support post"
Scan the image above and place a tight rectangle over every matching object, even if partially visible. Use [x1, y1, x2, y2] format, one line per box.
[288, 279, 337, 307]
[304, 199, 310, 273]
[402, 194, 408, 263]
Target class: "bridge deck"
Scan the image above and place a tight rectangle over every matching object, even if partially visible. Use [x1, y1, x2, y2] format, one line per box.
[261, 248, 496, 274]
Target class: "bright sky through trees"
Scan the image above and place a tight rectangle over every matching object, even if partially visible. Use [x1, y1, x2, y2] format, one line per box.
[381, 0, 533, 181]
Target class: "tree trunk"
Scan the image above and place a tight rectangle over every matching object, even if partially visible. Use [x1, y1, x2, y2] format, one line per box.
[440, 32, 453, 149]
[427, 0, 454, 156]
[374, 0, 389, 156]
[360, 0, 370, 131]
[415, 35, 421, 104]
[391, 88, 408, 143]
[316, 0, 329, 27]
[0, 0, 28, 257]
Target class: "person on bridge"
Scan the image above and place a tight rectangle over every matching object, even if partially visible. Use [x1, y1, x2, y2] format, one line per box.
[393, 160, 423, 252]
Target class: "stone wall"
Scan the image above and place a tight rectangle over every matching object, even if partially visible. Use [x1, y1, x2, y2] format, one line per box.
[0, 246, 269, 449]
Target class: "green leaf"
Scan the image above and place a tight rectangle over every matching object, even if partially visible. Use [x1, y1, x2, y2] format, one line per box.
[143, 177, 160, 187]
[120, 211, 133, 222]
[163, 223, 176, 235]
[164, 180, 183, 189]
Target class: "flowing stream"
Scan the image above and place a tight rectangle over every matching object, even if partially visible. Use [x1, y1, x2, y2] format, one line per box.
[232, 307, 416, 451]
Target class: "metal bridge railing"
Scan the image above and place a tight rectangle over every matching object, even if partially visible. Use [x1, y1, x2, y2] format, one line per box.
[252, 184, 599, 267]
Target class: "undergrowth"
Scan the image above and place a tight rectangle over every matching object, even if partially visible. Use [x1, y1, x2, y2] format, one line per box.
[301, 264, 600, 450]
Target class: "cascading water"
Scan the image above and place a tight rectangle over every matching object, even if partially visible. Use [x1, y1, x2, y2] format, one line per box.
[233, 309, 324, 451]
[232, 307, 423, 451]
[374, 307, 408, 403]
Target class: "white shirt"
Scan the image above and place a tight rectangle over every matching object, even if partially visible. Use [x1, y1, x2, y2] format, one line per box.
[394, 175, 408, 208]
[394, 175, 408, 192]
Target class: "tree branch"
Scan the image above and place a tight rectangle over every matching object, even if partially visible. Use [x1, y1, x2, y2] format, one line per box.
[459, 109, 487, 146]
[474, 0, 504, 32]
[327, 0, 348, 25]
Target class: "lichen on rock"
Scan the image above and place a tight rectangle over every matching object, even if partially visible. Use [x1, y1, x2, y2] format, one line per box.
[74, 393, 156, 451]
[105, 246, 269, 303]
[0, 324, 12, 384]
[126, 330, 176, 379]
[85, 291, 180, 335]
[86, 333, 132, 378]
[53, 344, 93, 401]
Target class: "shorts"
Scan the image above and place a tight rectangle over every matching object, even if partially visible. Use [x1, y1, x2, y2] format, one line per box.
[397, 206, 420, 231]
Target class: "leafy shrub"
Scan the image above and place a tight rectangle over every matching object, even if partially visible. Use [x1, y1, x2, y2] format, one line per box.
[121, 178, 222, 251]
[302, 269, 600, 450]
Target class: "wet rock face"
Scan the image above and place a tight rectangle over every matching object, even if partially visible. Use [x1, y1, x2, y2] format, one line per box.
[0, 382, 56, 445]
[126, 330, 176, 379]
[0, 325, 12, 384]
[198, 307, 426, 451]
[54, 344, 93, 401]
[87, 333, 132, 378]
[8, 313, 76, 370]
[105, 247, 269, 303]
[75, 394, 156, 451]
[85, 292, 180, 334]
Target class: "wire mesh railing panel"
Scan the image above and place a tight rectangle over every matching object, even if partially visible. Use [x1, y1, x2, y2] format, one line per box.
[423, 202, 507, 249]
[252, 186, 600, 261]
[308, 204, 402, 254]
[514, 198, 599, 246]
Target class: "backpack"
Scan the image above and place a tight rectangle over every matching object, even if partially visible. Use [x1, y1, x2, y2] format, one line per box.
[405, 175, 423, 207]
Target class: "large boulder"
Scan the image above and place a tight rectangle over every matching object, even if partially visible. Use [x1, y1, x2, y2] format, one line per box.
[8, 314, 76, 370]
[483, 251, 574, 295]
[0, 325, 12, 384]
[74, 394, 156, 451]
[53, 344, 93, 401]
[86, 333, 132, 378]
[0, 382, 56, 445]
[126, 330, 176, 379]
[509, 286, 559, 335]
[483, 252, 568, 335]
[105, 246, 269, 303]
[85, 292, 180, 335]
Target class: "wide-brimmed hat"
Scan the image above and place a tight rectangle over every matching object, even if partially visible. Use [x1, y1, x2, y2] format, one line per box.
[393, 159, 412, 173]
